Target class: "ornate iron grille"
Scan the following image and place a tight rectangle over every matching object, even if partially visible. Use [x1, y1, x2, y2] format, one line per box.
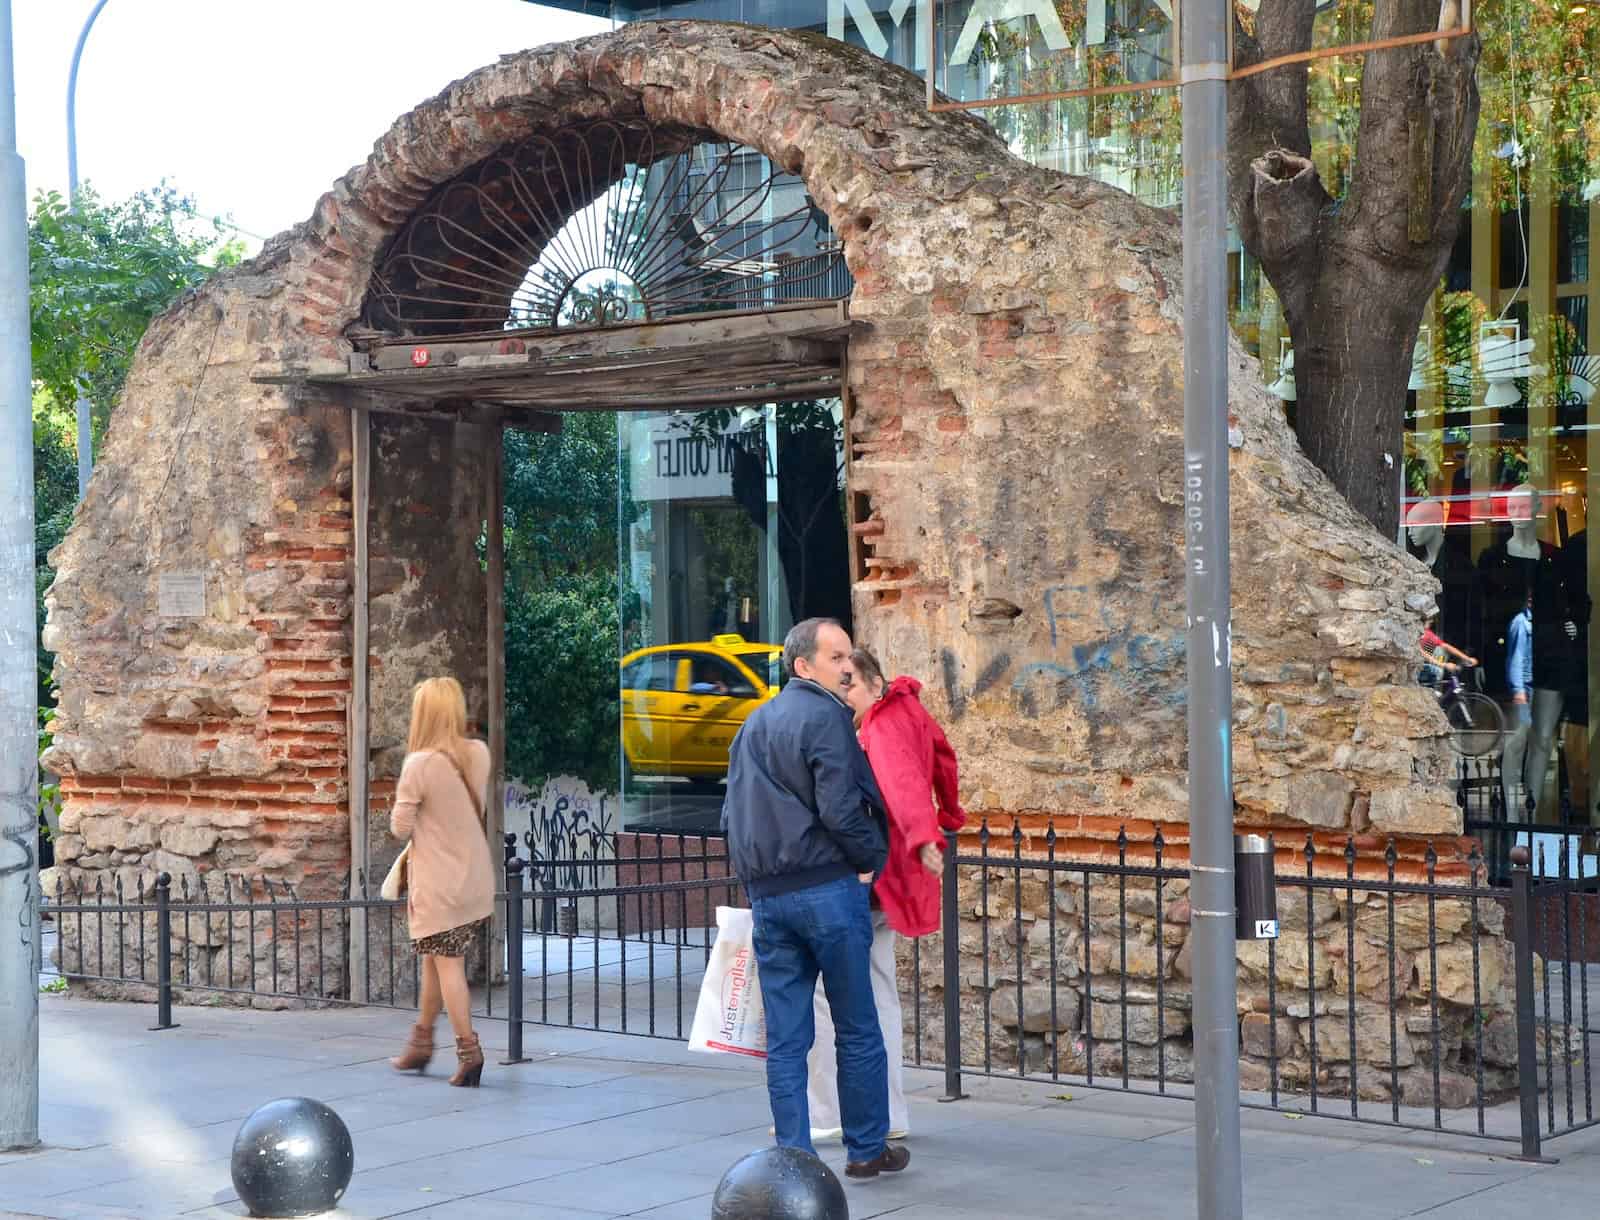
[364, 119, 850, 338]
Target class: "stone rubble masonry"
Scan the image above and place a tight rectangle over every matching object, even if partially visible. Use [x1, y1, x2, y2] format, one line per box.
[40, 24, 1457, 1006]
[901, 864, 1519, 1109]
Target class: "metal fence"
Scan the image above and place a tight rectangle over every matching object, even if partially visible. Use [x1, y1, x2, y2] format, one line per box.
[902, 822, 1600, 1160]
[39, 833, 739, 1038]
[1459, 754, 1597, 888]
[37, 818, 1600, 1160]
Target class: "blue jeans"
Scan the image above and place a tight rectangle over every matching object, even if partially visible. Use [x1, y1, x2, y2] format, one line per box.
[752, 876, 888, 1163]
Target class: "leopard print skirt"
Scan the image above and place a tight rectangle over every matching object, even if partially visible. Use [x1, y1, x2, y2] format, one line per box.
[412, 919, 484, 958]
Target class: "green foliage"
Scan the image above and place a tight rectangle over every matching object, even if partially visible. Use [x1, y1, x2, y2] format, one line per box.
[28, 183, 242, 437]
[38, 701, 59, 833]
[501, 413, 622, 790]
[33, 391, 78, 705]
[503, 570, 620, 792]
[503, 413, 621, 594]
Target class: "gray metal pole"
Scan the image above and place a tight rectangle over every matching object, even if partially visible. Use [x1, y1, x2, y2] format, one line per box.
[66, 0, 111, 499]
[0, 0, 41, 1154]
[1179, 0, 1242, 1210]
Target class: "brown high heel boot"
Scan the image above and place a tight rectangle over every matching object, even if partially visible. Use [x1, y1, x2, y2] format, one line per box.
[449, 1031, 484, 1087]
[390, 1022, 434, 1073]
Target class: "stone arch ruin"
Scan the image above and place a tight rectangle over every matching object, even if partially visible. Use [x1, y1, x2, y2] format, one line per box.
[40, 22, 1494, 1082]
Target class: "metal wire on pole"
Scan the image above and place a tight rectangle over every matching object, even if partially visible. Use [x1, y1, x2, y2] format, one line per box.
[66, 0, 112, 499]
[1180, 0, 1243, 1210]
[0, 0, 41, 1154]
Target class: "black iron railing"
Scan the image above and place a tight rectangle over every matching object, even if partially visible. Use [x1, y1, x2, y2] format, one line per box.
[37, 820, 1600, 1159]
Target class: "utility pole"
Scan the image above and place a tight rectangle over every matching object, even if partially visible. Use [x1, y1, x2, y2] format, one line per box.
[1179, 0, 1243, 1209]
[0, 0, 41, 1154]
[67, 0, 112, 498]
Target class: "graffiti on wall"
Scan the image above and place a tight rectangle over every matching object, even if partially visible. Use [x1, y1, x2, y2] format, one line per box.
[506, 775, 615, 892]
[938, 587, 1186, 723]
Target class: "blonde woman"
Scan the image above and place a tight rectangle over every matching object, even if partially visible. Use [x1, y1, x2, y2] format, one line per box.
[388, 677, 495, 1087]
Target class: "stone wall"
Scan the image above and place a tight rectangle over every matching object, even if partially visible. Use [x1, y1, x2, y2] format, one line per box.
[40, 22, 1463, 1008]
[901, 853, 1519, 1107]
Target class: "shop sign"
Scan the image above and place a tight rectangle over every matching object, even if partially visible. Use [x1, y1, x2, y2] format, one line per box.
[631, 416, 749, 502]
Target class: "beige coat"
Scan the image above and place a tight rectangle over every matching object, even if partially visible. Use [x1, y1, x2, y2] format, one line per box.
[390, 741, 494, 942]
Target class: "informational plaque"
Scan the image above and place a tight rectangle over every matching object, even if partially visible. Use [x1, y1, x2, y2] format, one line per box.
[158, 570, 206, 618]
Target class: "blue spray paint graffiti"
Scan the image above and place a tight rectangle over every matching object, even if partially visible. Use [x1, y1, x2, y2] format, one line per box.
[1017, 588, 1186, 715]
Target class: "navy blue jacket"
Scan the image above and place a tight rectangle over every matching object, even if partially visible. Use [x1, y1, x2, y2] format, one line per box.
[721, 677, 888, 898]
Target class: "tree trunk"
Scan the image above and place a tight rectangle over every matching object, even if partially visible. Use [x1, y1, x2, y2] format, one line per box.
[1291, 288, 1421, 535]
[1229, 0, 1481, 540]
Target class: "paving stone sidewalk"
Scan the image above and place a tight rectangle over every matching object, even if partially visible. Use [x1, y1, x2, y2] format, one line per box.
[5, 994, 1600, 1219]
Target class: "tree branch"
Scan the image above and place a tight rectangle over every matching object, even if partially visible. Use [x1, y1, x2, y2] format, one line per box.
[1340, 0, 1481, 268]
[1227, 0, 1320, 254]
[1247, 151, 1332, 292]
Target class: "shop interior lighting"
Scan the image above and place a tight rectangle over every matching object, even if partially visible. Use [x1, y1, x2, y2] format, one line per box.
[1267, 337, 1296, 401]
[1477, 320, 1536, 409]
[1570, 356, 1599, 405]
[1408, 325, 1431, 391]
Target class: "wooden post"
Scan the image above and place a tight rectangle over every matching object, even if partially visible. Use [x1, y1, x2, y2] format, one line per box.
[485, 410, 507, 984]
[348, 404, 371, 1003]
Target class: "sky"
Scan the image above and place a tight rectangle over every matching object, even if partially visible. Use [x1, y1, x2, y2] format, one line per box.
[13, 0, 612, 253]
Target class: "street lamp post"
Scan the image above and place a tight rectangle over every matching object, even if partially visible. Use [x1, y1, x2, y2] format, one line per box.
[0, 0, 42, 1154]
[66, 0, 112, 499]
[1179, 0, 1244, 1210]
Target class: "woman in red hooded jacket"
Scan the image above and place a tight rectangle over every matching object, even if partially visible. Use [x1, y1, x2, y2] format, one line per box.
[803, 646, 966, 1142]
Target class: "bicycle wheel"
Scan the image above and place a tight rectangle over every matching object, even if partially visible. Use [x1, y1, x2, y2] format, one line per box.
[1445, 692, 1505, 757]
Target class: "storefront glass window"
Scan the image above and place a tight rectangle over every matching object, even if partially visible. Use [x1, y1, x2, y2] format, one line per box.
[617, 401, 849, 833]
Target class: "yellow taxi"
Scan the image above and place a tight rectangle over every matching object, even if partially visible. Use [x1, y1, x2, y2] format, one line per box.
[620, 634, 783, 786]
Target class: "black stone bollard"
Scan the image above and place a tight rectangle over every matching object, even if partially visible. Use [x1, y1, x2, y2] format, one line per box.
[230, 1097, 355, 1218]
[711, 1146, 848, 1220]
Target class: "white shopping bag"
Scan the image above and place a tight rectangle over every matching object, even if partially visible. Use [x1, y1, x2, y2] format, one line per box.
[688, 906, 767, 1058]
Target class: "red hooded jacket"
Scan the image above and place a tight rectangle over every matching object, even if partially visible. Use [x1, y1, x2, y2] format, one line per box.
[859, 676, 967, 937]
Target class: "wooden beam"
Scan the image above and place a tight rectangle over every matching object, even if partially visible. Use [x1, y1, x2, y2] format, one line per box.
[463, 379, 844, 412]
[484, 410, 507, 984]
[347, 405, 371, 1003]
[362, 299, 850, 355]
[261, 305, 854, 379]
[328, 335, 846, 395]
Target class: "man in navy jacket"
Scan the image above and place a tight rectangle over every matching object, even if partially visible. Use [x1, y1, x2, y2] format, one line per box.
[722, 617, 908, 1180]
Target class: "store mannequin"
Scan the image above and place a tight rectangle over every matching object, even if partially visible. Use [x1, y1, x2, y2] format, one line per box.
[1406, 498, 1478, 659]
[1407, 498, 1447, 567]
[1482, 485, 1577, 815]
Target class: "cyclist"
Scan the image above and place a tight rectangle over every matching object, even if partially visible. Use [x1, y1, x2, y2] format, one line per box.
[1418, 614, 1477, 687]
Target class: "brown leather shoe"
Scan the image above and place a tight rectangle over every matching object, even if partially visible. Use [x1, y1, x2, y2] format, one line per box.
[449, 1031, 484, 1087]
[390, 1022, 433, 1073]
[845, 1143, 910, 1179]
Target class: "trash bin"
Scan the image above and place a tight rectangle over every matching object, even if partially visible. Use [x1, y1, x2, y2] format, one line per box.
[1234, 833, 1278, 941]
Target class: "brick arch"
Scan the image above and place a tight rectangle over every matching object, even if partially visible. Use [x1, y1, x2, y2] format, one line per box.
[275, 21, 1004, 359]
